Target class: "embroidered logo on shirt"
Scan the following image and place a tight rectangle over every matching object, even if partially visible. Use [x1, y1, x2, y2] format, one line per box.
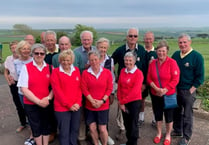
[174, 70, 178, 75]
[184, 62, 189, 67]
[137, 57, 140, 61]
[46, 74, 50, 78]
[127, 78, 131, 83]
[76, 76, 79, 81]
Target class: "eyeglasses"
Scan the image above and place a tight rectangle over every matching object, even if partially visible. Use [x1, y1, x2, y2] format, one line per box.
[128, 35, 138, 38]
[34, 52, 45, 56]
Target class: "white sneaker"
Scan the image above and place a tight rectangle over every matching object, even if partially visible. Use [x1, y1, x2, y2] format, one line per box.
[107, 136, 115, 145]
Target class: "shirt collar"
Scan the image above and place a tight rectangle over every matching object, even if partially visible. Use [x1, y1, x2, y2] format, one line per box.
[82, 46, 94, 52]
[180, 48, 193, 58]
[87, 66, 103, 79]
[144, 46, 155, 52]
[125, 65, 137, 74]
[46, 47, 59, 54]
[126, 43, 138, 51]
[32, 60, 47, 71]
[59, 64, 75, 76]
[100, 54, 109, 67]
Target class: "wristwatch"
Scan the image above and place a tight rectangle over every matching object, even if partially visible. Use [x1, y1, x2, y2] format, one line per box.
[102, 99, 106, 103]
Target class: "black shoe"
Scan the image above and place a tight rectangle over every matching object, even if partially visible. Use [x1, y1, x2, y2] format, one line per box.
[179, 137, 191, 145]
[137, 120, 144, 128]
[151, 120, 156, 127]
[171, 131, 183, 137]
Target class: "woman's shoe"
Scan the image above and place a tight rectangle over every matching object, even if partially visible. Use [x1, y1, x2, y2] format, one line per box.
[153, 135, 162, 144]
[163, 138, 171, 145]
[16, 125, 26, 133]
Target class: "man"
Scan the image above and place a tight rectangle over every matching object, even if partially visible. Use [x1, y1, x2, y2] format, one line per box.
[172, 33, 204, 145]
[44, 30, 59, 143]
[111, 27, 147, 140]
[74, 30, 96, 145]
[52, 36, 82, 70]
[24, 34, 35, 45]
[40, 32, 46, 45]
[138, 31, 157, 128]
[44, 30, 59, 65]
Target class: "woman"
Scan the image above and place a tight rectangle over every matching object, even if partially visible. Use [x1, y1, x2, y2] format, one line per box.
[14, 40, 33, 106]
[147, 40, 180, 145]
[51, 49, 82, 145]
[4, 41, 28, 132]
[81, 50, 113, 145]
[96, 37, 115, 145]
[17, 44, 53, 145]
[117, 52, 144, 145]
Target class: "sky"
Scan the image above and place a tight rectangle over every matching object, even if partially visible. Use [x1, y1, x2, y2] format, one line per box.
[1, 0, 209, 29]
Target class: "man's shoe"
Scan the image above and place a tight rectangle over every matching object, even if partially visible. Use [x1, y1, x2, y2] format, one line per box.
[171, 131, 183, 137]
[179, 138, 191, 145]
[78, 140, 88, 145]
[137, 120, 144, 128]
[116, 130, 125, 141]
[151, 120, 156, 127]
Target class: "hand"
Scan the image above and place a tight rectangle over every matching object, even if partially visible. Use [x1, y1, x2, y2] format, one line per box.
[70, 103, 80, 111]
[190, 86, 196, 94]
[109, 94, 114, 105]
[141, 84, 146, 92]
[8, 75, 15, 85]
[38, 97, 49, 108]
[119, 104, 126, 112]
[94, 99, 103, 108]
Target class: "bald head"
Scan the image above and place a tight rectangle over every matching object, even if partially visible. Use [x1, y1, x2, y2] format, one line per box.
[59, 36, 71, 52]
[40, 32, 46, 44]
[24, 34, 35, 45]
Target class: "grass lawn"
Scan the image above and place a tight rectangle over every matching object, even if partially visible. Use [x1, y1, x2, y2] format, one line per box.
[1, 38, 209, 79]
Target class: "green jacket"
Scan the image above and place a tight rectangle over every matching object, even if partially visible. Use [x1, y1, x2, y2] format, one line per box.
[172, 50, 204, 89]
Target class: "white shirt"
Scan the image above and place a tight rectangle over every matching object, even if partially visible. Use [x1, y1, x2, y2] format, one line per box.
[87, 66, 103, 79]
[4, 55, 18, 81]
[125, 65, 137, 74]
[59, 64, 75, 76]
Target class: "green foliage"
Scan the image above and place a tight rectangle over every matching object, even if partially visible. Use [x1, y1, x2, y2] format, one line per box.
[13, 24, 41, 38]
[71, 24, 97, 46]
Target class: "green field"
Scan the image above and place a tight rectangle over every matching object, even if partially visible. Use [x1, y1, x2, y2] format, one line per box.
[1, 29, 209, 79]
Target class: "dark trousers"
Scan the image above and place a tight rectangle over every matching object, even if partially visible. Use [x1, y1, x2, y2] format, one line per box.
[9, 82, 27, 126]
[173, 89, 196, 140]
[48, 99, 57, 133]
[55, 109, 81, 145]
[122, 100, 141, 145]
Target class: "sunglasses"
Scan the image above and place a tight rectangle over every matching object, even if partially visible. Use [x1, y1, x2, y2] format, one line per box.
[128, 35, 138, 38]
[34, 52, 45, 56]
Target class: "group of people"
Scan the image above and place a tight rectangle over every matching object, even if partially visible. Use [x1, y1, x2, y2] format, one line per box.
[4, 28, 204, 145]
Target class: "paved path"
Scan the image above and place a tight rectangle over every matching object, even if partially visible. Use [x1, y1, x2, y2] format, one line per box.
[0, 74, 209, 145]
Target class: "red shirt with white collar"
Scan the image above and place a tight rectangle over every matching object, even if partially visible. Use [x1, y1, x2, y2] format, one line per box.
[81, 67, 113, 111]
[147, 57, 180, 96]
[117, 66, 144, 105]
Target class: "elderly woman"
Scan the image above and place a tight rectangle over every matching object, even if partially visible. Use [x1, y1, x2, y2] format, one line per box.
[96, 37, 115, 145]
[4, 41, 28, 132]
[81, 50, 113, 145]
[51, 49, 82, 145]
[147, 40, 180, 145]
[17, 44, 53, 145]
[117, 52, 144, 145]
[14, 40, 33, 106]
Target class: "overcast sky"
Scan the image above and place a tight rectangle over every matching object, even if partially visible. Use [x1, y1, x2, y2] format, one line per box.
[1, 0, 209, 29]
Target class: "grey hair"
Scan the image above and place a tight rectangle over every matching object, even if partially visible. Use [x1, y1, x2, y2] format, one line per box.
[80, 30, 93, 39]
[45, 30, 57, 40]
[124, 52, 136, 62]
[96, 37, 109, 48]
[127, 27, 139, 35]
[178, 33, 191, 41]
[88, 50, 100, 59]
[31, 43, 47, 53]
